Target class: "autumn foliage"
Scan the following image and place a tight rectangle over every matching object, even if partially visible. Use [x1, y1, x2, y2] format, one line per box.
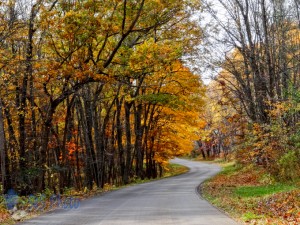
[0, 0, 203, 194]
[197, 0, 300, 181]
[198, 1, 300, 223]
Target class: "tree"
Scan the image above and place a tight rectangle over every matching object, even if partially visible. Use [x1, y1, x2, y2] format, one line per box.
[0, 0, 203, 193]
[200, 0, 300, 174]
[203, 0, 300, 124]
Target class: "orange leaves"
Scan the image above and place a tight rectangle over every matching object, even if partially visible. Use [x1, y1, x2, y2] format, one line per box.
[0, 209, 10, 223]
[139, 60, 205, 162]
[199, 120, 207, 129]
[65, 141, 81, 157]
[59, 141, 83, 165]
[257, 190, 300, 223]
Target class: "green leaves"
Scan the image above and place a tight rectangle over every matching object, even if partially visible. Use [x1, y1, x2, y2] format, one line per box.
[136, 93, 180, 107]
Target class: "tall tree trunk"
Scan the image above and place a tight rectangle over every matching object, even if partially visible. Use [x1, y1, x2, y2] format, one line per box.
[134, 102, 144, 179]
[83, 87, 99, 186]
[0, 99, 6, 194]
[39, 106, 55, 192]
[60, 96, 75, 191]
[124, 101, 133, 184]
[76, 98, 94, 190]
[92, 83, 104, 188]
[19, 6, 36, 183]
[116, 97, 125, 182]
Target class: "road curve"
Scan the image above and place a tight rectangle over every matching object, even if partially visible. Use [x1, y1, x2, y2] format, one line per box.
[19, 158, 239, 225]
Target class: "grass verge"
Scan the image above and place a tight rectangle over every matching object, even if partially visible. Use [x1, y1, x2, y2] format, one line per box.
[163, 163, 189, 178]
[201, 161, 300, 224]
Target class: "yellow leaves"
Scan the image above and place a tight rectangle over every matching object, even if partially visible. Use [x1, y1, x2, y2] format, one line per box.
[125, 95, 134, 103]
[129, 39, 182, 73]
[129, 38, 158, 71]
[152, 0, 163, 4]
[134, 60, 205, 160]
[64, 10, 76, 19]
[267, 101, 289, 119]
[152, 90, 202, 159]
[199, 69, 246, 153]
[252, 123, 262, 135]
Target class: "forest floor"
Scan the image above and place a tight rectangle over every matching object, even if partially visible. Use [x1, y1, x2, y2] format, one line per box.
[0, 162, 188, 225]
[201, 158, 300, 225]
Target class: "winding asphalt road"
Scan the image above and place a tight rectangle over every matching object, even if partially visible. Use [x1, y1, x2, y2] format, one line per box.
[19, 158, 239, 225]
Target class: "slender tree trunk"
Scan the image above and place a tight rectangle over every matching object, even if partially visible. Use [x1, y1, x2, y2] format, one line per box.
[76, 98, 94, 190]
[19, 10, 36, 182]
[0, 100, 6, 194]
[91, 83, 104, 188]
[124, 101, 133, 184]
[60, 96, 75, 191]
[134, 102, 144, 179]
[83, 87, 99, 186]
[116, 97, 125, 182]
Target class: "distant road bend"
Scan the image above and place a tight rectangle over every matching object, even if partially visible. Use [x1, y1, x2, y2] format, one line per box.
[20, 158, 239, 225]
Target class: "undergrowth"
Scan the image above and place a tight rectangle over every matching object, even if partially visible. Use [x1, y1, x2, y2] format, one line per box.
[0, 163, 188, 224]
[202, 161, 300, 224]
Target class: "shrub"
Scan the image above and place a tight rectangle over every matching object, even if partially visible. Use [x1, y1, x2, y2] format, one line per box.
[278, 150, 300, 181]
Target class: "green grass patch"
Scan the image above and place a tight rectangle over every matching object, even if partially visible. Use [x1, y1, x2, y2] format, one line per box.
[128, 163, 189, 185]
[242, 212, 264, 221]
[201, 160, 300, 224]
[219, 162, 239, 175]
[235, 184, 296, 198]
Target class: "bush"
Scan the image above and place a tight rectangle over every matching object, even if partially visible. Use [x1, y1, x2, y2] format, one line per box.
[278, 150, 300, 181]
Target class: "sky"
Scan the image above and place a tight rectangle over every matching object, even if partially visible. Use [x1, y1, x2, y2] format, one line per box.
[189, 0, 229, 85]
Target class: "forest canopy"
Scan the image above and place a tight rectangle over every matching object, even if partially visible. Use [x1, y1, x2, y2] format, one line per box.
[2, 0, 299, 197]
[0, 0, 204, 194]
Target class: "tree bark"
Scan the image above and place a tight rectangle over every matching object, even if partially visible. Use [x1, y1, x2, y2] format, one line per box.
[0, 99, 6, 194]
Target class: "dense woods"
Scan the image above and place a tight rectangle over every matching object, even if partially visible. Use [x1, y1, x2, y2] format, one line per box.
[199, 0, 300, 181]
[0, 0, 204, 194]
[1, 0, 300, 201]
